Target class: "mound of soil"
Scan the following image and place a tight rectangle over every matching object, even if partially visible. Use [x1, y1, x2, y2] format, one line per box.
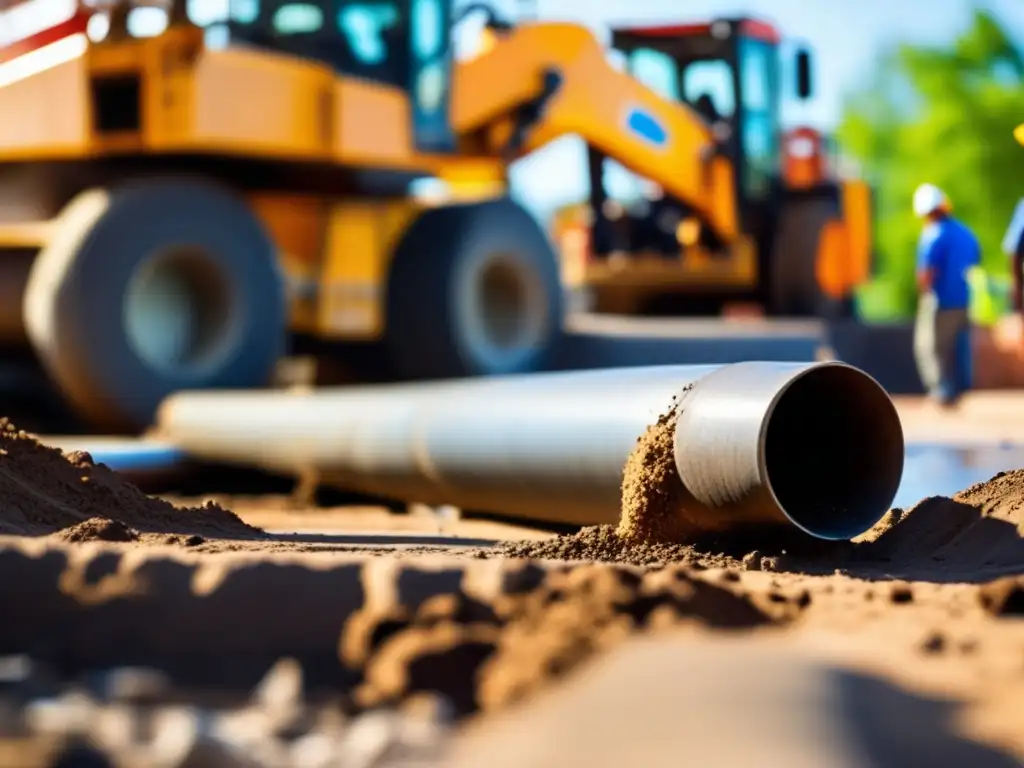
[0, 419, 262, 540]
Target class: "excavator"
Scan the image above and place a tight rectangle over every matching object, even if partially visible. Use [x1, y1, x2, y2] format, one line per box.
[554, 18, 874, 317]
[0, 0, 862, 433]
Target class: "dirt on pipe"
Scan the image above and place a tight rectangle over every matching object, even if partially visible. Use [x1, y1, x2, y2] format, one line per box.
[2, 410, 1024, 764]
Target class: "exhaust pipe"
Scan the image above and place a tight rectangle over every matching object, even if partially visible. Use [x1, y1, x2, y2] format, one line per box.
[154, 362, 905, 540]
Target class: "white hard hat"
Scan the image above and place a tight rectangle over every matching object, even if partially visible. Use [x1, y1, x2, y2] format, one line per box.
[912, 183, 949, 218]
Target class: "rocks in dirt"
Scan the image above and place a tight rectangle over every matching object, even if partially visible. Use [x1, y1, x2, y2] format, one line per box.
[0, 656, 452, 768]
[349, 562, 771, 715]
[501, 525, 727, 568]
[57, 518, 139, 544]
[0, 541, 771, 723]
[0, 418, 262, 540]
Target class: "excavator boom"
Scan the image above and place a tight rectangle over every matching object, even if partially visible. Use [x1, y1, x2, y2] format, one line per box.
[452, 22, 738, 240]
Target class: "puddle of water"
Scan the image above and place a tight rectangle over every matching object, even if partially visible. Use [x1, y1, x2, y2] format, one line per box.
[894, 443, 1024, 509]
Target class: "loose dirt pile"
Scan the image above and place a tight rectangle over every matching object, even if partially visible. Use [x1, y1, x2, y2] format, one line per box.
[0, 419, 261, 541]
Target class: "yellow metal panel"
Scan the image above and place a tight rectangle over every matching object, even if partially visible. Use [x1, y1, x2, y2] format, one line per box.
[707, 155, 738, 240]
[248, 193, 327, 334]
[86, 40, 146, 74]
[187, 47, 335, 159]
[841, 178, 872, 288]
[318, 200, 421, 340]
[581, 239, 756, 290]
[0, 48, 90, 157]
[331, 78, 428, 170]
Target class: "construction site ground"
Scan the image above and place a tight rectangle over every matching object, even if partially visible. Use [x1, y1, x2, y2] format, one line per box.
[3, 392, 1024, 766]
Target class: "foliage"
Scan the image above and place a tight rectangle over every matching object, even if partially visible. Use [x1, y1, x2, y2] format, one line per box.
[837, 9, 1024, 321]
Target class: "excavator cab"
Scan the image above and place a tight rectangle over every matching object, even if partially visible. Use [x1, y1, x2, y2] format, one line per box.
[221, 0, 458, 152]
[609, 18, 797, 218]
[573, 16, 869, 316]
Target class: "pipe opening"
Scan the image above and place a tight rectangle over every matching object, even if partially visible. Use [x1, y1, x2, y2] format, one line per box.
[764, 365, 904, 540]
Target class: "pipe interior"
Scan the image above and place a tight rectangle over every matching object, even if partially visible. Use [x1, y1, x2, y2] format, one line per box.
[763, 365, 904, 540]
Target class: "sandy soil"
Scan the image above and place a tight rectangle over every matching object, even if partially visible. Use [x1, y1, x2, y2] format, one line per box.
[2, 416, 1024, 766]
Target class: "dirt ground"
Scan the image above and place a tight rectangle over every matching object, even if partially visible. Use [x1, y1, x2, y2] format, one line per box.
[2, 415, 1024, 767]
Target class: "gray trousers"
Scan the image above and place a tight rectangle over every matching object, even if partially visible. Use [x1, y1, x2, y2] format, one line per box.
[913, 293, 969, 401]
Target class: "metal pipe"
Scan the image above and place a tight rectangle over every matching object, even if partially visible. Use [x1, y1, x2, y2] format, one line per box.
[35, 436, 189, 487]
[154, 362, 905, 539]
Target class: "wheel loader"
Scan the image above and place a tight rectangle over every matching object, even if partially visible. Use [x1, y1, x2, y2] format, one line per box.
[553, 18, 875, 318]
[0, 0, 861, 434]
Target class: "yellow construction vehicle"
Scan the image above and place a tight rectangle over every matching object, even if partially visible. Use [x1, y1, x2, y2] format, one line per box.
[552, 18, 874, 318]
[0, 1, 857, 433]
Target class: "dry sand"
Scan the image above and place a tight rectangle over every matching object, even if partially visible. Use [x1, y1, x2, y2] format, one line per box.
[2, 416, 1024, 766]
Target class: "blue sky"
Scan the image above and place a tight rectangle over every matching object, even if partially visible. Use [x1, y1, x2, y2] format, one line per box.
[499, 0, 1024, 215]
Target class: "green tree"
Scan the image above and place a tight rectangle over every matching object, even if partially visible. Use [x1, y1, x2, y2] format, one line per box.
[837, 9, 1024, 320]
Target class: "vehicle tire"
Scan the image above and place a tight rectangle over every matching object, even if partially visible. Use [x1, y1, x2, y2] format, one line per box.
[768, 190, 840, 317]
[384, 198, 564, 379]
[23, 179, 287, 432]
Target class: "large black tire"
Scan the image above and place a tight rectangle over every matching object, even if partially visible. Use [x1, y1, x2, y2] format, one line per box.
[384, 198, 564, 379]
[768, 190, 841, 317]
[23, 179, 287, 432]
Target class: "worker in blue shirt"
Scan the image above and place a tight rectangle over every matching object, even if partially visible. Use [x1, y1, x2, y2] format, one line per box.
[911, 183, 981, 407]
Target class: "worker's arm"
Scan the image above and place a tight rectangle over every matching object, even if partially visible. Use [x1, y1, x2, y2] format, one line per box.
[916, 226, 941, 294]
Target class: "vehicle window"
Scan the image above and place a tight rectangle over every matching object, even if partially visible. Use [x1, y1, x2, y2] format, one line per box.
[184, 0, 258, 26]
[127, 6, 169, 37]
[338, 2, 399, 66]
[272, 2, 323, 34]
[230, 0, 259, 24]
[740, 40, 772, 112]
[737, 39, 779, 198]
[410, 0, 443, 60]
[627, 47, 679, 101]
[682, 59, 735, 118]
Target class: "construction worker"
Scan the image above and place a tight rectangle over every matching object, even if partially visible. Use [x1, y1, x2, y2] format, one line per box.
[1004, 123, 1024, 320]
[912, 183, 981, 407]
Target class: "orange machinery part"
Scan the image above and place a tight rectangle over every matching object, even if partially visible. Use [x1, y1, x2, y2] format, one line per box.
[816, 178, 873, 300]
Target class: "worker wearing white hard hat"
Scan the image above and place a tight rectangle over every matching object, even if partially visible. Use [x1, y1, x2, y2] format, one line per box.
[911, 183, 980, 408]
